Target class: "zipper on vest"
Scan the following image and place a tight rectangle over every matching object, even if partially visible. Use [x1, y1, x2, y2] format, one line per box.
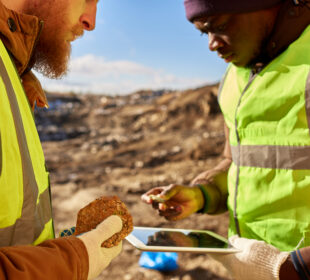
[233, 71, 258, 236]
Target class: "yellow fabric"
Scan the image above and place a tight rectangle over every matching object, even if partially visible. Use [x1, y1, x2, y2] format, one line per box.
[0, 71, 23, 226]
[0, 37, 54, 244]
[218, 25, 310, 251]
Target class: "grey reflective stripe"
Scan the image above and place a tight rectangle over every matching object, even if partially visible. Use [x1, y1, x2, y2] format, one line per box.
[305, 70, 310, 134]
[231, 145, 310, 169]
[0, 57, 52, 246]
[0, 188, 51, 246]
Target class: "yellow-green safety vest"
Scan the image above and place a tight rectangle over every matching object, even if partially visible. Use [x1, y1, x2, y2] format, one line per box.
[219, 25, 310, 251]
[0, 39, 54, 246]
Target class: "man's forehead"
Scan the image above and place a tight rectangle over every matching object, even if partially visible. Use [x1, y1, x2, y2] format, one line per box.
[193, 15, 221, 26]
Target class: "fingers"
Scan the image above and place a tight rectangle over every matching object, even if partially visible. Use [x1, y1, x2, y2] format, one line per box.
[92, 215, 123, 244]
[228, 235, 239, 245]
[151, 200, 160, 210]
[141, 184, 182, 204]
[141, 187, 165, 203]
[159, 184, 182, 199]
[149, 195, 166, 203]
[151, 200, 171, 211]
[142, 184, 189, 220]
[158, 205, 183, 220]
[228, 236, 259, 251]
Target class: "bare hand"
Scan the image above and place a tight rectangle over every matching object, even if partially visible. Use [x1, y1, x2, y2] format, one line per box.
[190, 169, 221, 185]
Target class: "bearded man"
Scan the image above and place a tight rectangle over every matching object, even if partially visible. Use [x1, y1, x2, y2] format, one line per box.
[0, 1, 123, 279]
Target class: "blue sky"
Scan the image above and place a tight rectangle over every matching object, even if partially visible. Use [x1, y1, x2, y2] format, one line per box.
[38, 0, 227, 95]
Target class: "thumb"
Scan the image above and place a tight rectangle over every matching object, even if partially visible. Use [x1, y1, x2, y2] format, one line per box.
[160, 185, 184, 200]
[88, 215, 123, 245]
[228, 235, 239, 246]
[228, 235, 257, 251]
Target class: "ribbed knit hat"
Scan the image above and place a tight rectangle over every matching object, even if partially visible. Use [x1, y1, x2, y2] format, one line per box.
[184, 0, 284, 22]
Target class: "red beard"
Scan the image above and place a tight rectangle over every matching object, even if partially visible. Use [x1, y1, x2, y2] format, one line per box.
[22, 2, 84, 78]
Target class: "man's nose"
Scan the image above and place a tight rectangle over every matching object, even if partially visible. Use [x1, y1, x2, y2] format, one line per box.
[80, 3, 97, 31]
[208, 33, 224, 52]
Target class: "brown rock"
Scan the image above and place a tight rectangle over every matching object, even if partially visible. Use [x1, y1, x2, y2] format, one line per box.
[74, 195, 133, 247]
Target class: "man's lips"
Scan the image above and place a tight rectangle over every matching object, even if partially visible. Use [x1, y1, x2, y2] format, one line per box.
[67, 29, 84, 43]
[218, 53, 234, 63]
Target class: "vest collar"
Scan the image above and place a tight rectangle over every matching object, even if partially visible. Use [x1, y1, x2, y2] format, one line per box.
[252, 0, 310, 70]
[0, 2, 48, 109]
[266, 0, 310, 60]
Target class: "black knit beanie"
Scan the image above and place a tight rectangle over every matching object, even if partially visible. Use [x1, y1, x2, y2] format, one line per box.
[184, 0, 284, 22]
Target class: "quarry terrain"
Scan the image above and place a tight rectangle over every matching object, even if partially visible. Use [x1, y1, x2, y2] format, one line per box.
[36, 84, 231, 280]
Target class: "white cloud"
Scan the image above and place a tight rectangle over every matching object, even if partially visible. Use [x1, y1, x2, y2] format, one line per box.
[37, 54, 210, 95]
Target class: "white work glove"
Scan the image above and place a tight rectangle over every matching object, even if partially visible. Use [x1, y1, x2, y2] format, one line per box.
[211, 236, 289, 280]
[78, 215, 123, 280]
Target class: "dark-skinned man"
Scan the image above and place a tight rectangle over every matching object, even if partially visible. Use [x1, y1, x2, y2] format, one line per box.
[142, 0, 310, 279]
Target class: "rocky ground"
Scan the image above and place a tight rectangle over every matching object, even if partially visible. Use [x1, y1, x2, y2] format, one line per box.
[35, 84, 232, 280]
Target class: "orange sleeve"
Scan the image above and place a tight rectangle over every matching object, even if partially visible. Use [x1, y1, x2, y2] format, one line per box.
[0, 236, 88, 280]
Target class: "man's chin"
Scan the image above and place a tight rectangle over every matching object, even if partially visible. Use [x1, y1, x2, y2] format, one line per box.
[36, 66, 67, 79]
[34, 57, 69, 79]
[231, 58, 247, 68]
[231, 58, 253, 69]
[33, 44, 71, 79]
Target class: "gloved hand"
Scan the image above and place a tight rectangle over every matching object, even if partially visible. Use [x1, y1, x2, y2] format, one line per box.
[141, 184, 204, 221]
[211, 236, 289, 280]
[77, 215, 123, 280]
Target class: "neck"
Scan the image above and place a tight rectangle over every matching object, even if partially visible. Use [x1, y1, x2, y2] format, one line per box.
[246, 4, 282, 68]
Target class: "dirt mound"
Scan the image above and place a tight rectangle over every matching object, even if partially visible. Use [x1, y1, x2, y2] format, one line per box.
[37, 84, 231, 280]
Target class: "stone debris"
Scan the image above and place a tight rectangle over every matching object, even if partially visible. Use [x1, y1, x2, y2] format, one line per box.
[37, 85, 231, 280]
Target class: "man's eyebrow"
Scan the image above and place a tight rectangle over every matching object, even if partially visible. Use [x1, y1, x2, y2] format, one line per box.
[198, 16, 215, 29]
[200, 19, 215, 33]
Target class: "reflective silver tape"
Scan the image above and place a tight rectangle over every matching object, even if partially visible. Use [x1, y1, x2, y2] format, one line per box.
[231, 145, 310, 169]
[0, 56, 51, 246]
[0, 188, 52, 246]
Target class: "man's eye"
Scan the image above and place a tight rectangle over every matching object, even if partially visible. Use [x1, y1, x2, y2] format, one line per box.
[199, 26, 210, 36]
[197, 23, 226, 36]
[215, 23, 227, 32]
